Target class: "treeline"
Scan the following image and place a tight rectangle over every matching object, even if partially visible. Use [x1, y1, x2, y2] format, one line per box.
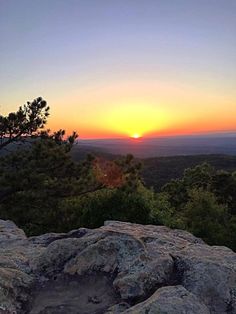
[141, 154, 236, 191]
[0, 98, 235, 251]
[154, 163, 236, 250]
[71, 145, 236, 191]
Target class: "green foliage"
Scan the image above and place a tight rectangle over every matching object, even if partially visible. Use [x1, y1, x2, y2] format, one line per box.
[183, 162, 214, 188]
[0, 137, 96, 234]
[161, 163, 236, 250]
[162, 163, 214, 208]
[183, 188, 228, 245]
[0, 154, 155, 235]
[0, 138, 93, 199]
[0, 191, 60, 235]
[227, 216, 236, 250]
[149, 192, 174, 226]
[58, 184, 156, 231]
[212, 170, 236, 215]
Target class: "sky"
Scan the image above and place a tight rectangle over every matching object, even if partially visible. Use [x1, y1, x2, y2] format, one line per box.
[0, 0, 236, 138]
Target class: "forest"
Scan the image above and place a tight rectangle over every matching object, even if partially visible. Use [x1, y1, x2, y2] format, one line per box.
[1, 98, 236, 252]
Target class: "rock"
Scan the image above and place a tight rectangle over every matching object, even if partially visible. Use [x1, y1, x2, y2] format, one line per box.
[105, 302, 130, 313]
[29, 227, 88, 247]
[124, 285, 210, 314]
[0, 220, 236, 313]
[63, 232, 174, 302]
[29, 273, 119, 314]
[174, 244, 236, 313]
[0, 219, 26, 243]
[0, 267, 33, 312]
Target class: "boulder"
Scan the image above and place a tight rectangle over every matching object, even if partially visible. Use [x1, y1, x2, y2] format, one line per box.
[0, 219, 235, 313]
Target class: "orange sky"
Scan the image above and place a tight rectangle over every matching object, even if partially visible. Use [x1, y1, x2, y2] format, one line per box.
[1, 78, 236, 139]
[46, 79, 236, 138]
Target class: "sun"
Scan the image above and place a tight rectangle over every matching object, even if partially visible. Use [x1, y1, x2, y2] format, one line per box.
[131, 133, 141, 139]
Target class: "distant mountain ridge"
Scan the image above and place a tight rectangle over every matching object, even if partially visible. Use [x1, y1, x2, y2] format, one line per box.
[76, 135, 236, 158]
[71, 143, 236, 192]
[141, 154, 236, 191]
[2, 136, 236, 192]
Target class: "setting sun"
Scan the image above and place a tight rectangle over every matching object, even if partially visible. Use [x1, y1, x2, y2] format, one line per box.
[131, 134, 141, 139]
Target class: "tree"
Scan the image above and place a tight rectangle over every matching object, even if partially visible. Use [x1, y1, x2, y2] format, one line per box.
[162, 163, 215, 210]
[0, 97, 49, 150]
[149, 192, 174, 227]
[183, 188, 228, 245]
[57, 183, 156, 231]
[0, 143, 147, 235]
[0, 98, 148, 234]
[212, 170, 236, 215]
[161, 163, 236, 251]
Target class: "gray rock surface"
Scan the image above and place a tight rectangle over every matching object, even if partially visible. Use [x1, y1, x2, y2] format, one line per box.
[124, 285, 210, 314]
[0, 219, 236, 314]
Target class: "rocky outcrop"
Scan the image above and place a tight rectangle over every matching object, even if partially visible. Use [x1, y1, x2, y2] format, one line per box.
[0, 219, 236, 313]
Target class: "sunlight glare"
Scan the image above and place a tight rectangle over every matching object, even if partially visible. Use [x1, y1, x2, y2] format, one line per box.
[131, 133, 141, 139]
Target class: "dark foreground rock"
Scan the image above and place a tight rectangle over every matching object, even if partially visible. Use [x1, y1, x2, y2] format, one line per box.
[0, 219, 236, 314]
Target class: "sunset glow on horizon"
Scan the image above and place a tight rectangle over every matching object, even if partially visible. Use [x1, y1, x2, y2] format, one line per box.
[0, 1, 235, 139]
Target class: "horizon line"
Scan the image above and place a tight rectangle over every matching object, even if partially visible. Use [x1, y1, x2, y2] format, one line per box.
[78, 131, 236, 141]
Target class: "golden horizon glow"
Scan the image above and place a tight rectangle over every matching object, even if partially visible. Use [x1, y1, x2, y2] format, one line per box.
[44, 79, 236, 139]
[2, 79, 236, 139]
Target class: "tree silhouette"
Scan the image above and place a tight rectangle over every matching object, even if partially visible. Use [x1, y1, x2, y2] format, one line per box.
[0, 97, 49, 150]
